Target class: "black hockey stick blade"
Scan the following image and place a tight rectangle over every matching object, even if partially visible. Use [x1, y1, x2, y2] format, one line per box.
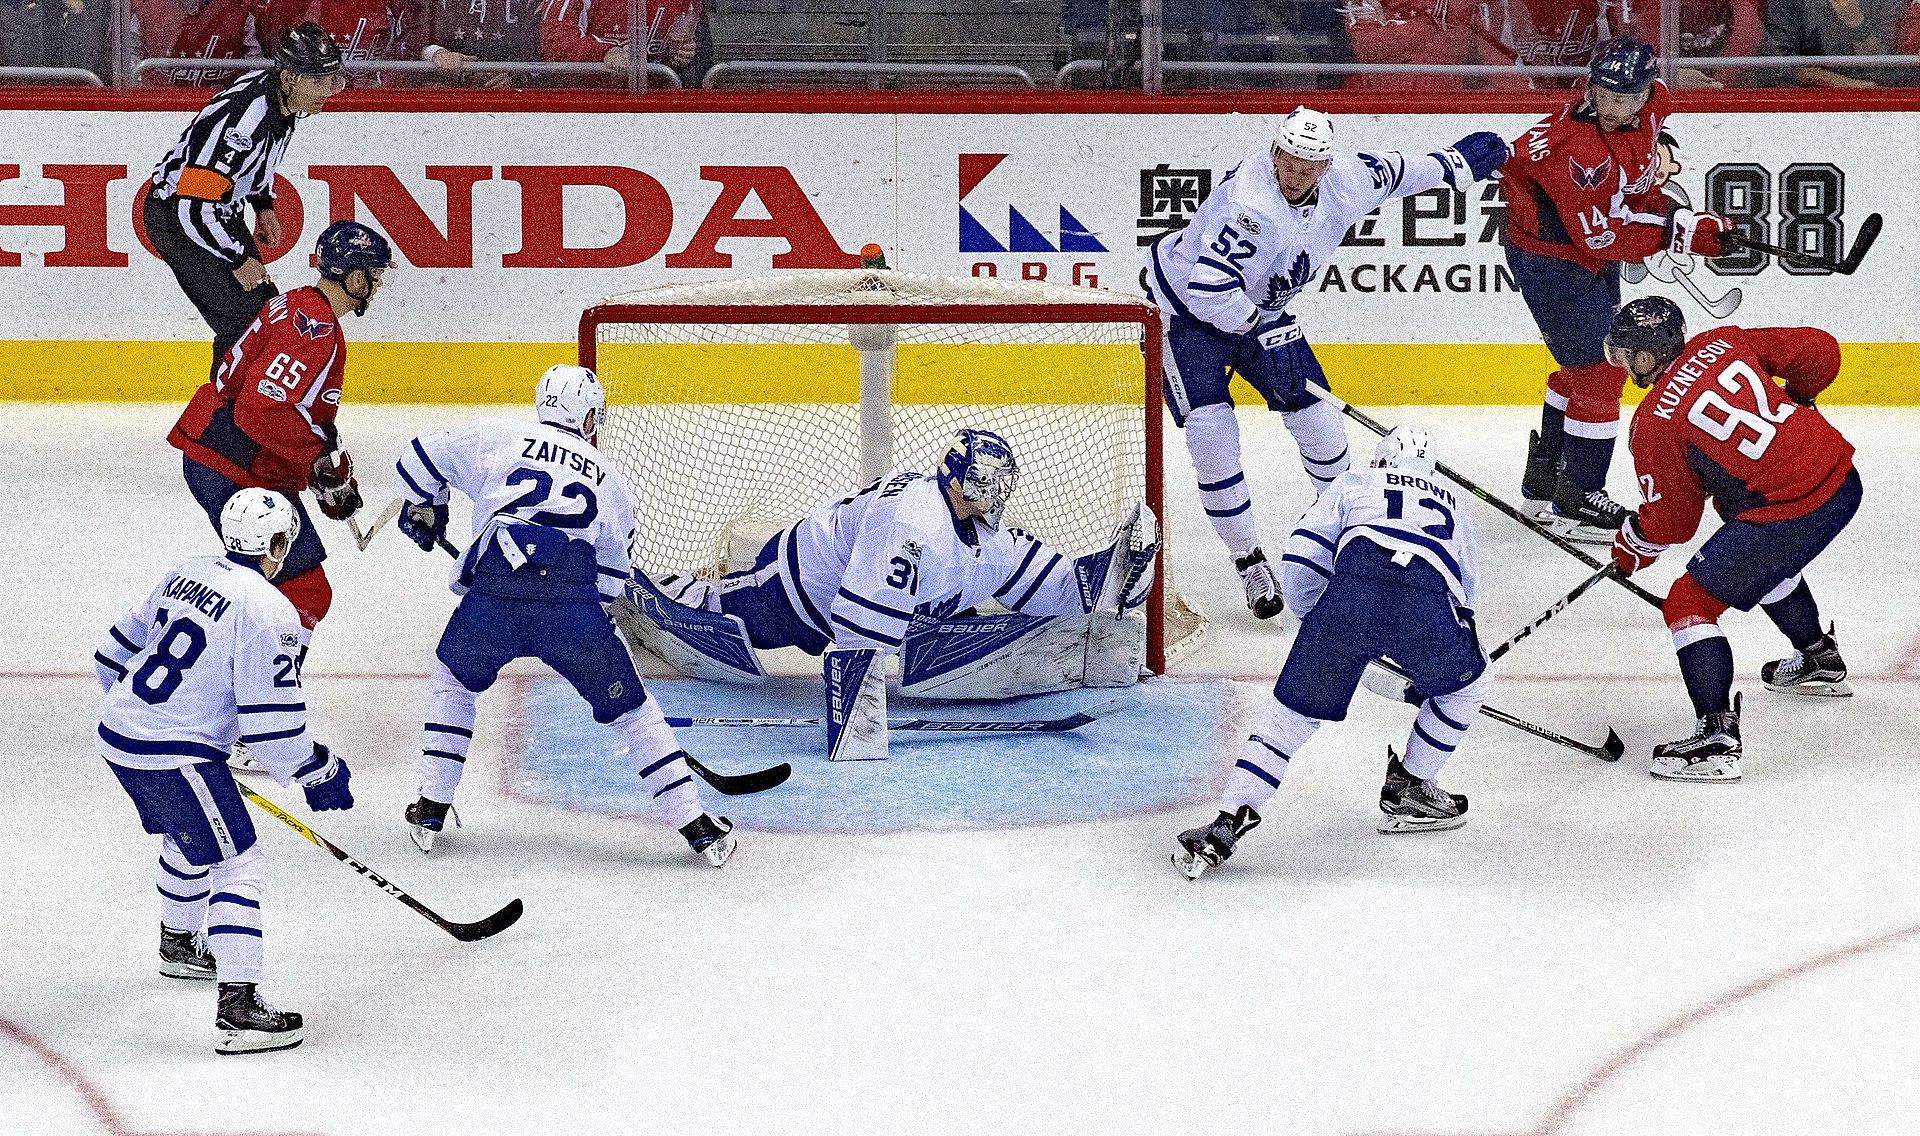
[1600, 728, 1626, 762]
[444, 897, 525, 942]
[684, 754, 793, 796]
[1836, 211, 1883, 274]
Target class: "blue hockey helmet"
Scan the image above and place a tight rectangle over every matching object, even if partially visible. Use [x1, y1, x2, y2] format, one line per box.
[1605, 296, 1688, 379]
[316, 220, 392, 282]
[1589, 37, 1659, 95]
[937, 428, 1019, 530]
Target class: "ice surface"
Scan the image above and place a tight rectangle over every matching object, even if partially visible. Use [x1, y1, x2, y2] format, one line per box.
[5, 402, 1918, 1136]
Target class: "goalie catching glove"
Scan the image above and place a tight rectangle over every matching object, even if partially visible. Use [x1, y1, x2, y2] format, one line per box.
[310, 430, 362, 521]
[1074, 502, 1160, 615]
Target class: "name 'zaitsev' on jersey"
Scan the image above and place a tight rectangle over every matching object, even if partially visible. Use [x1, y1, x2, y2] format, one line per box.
[1627, 326, 1854, 549]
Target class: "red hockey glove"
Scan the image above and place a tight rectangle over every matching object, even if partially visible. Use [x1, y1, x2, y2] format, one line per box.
[311, 447, 362, 521]
[1667, 208, 1734, 258]
[1610, 515, 1666, 577]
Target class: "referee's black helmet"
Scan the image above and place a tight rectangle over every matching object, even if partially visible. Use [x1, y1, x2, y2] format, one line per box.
[276, 22, 344, 77]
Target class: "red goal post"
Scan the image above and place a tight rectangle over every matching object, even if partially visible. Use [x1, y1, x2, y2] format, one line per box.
[579, 270, 1205, 673]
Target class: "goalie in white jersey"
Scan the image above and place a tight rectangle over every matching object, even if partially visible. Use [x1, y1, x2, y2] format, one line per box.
[1172, 427, 1495, 879]
[1145, 106, 1510, 621]
[96, 489, 355, 1054]
[637, 428, 1157, 760]
[390, 365, 736, 865]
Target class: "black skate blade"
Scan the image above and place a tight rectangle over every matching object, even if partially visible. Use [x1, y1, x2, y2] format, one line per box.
[1600, 728, 1625, 762]
[445, 897, 524, 943]
[686, 754, 792, 795]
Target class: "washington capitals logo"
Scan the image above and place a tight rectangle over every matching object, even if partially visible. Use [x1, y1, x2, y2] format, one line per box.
[293, 310, 333, 340]
[1568, 154, 1614, 192]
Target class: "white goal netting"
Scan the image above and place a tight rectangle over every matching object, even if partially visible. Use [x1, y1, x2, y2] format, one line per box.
[583, 269, 1204, 670]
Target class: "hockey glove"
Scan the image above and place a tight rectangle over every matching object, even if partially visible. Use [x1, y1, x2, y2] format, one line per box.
[1241, 318, 1312, 406]
[310, 447, 362, 521]
[399, 500, 449, 552]
[1666, 208, 1734, 258]
[294, 743, 354, 812]
[1431, 132, 1512, 190]
[1610, 515, 1666, 577]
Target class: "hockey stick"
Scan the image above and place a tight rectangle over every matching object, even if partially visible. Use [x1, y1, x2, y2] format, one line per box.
[1304, 381, 1665, 611]
[1487, 563, 1617, 664]
[1721, 212, 1882, 275]
[683, 754, 792, 796]
[1369, 658, 1623, 761]
[236, 784, 524, 942]
[665, 696, 1131, 734]
[347, 498, 404, 551]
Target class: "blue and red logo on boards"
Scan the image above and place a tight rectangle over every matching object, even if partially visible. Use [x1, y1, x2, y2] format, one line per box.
[958, 154, 1108, 255]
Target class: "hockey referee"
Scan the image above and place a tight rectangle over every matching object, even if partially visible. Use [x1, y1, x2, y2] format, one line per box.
[146, 22, 346, 378]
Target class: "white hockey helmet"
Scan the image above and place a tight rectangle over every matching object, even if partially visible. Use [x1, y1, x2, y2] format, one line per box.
[937, 427, 1019, 530]
[220, 489, 300, 558]
[535, 364, 606, 438]
[1371, 425, 1437, 475]
[1273, 106, 1335, 162]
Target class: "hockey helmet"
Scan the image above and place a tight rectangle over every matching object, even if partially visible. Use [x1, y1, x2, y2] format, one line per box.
[221, 489, 300, 560]
[937, 428, 1019, 530]
[1606, 296, 1688, 375]
[276, 22, 344, 77]
[535, 364, 606, 438]
[316, 221, 392, 283]
[1588, 37, 1658, 95]
[1371, 425, 1437, 475]
[1273, 106, 1335, 163]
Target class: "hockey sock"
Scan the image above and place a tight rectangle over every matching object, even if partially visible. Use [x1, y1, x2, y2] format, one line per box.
[1404, 703, 1467, 779]
[1675, 634, 1735, 718]
[615, 698, 703, 827]
[1759, 576, 1823, 648]
[1281, 399, 1350, 496]
[204, 846, 266, 984]
[1222, 697, 1321, 812]
[1559, 434, 1616, 493]
[157, 837, 210, 933]
[1540, 384, 1568, 462]
[1184, 403, 1261, 558]
[418, 661, 479, 804]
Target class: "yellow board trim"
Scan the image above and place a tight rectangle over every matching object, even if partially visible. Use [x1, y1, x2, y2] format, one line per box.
[3, 340, 1915, 404]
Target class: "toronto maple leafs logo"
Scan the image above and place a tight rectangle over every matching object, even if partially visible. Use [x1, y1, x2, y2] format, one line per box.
[1568, 154, 1614, 192]
[1258, 250, 1315, 310]
[293, 310, 333, 340]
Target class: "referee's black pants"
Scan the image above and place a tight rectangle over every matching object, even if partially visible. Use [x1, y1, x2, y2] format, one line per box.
[144, 192, 280, 380]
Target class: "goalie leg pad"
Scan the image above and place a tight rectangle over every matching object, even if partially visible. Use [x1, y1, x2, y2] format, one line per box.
[902, 611, 1084, 699]
[825, 647, 889, 760]
[614, 573, 767, 685]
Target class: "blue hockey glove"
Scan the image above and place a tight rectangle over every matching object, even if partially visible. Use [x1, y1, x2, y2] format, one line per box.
[295, 743, 354, 812]
[398, 500, 448, 552]
[1431, 132, 1512, 190]
[1236, 317, 1316, 409]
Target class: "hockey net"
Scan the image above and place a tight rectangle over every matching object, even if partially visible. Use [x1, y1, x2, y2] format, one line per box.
[581, 269, 1205, 672]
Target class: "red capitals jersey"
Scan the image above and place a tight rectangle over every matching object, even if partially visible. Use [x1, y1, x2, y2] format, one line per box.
[1616, 0, 1763, 62]
[1627, 326, 1853, 547]
[539, 0, 696, 71]
[1342, 0, 1532, 90]
[1501, 0, 1605, 73]
[1499, 80, 1674, 272]
[260, 0, 426, 84]
[170, 287, 348, 493]
[134, 0, 269, 87]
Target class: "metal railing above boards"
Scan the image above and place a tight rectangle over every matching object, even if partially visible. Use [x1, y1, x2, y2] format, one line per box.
[0, 68, 106, 88]
[704, 61, 1036, 88]
[128, 58, 683, 90]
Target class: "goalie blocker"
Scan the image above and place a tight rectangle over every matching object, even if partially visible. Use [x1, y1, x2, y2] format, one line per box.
[616, 433, 1158, 759]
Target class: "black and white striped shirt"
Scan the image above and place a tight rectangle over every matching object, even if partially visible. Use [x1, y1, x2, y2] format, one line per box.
[150, 69, 296, 266]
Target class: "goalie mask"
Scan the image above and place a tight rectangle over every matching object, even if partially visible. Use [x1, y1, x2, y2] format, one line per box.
[1371, 425, 1436, 475]
[536, 364, 606, 442]
[937, 428, 1019, 530]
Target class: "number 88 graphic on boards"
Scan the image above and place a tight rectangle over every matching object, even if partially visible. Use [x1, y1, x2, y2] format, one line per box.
[1705, 162, 1851, 277]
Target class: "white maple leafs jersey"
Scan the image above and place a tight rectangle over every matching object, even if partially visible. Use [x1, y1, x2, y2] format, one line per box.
[394, 415, 638, 605]
[95, 554, 313, 782]
[781, 471, 1087, 652]
[1149, 146, 1452, 333]
[1280, 467, 1480, 616]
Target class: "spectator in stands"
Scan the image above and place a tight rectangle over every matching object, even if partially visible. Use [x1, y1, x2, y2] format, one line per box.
[259, 0, 425, 85]
[1496, 0, 1604, 83]
[421, 0, 541, 88]
[1762, 0, 1913, 86]
[1, 0, 47, 71]
[540, 0, 700, 86]
[1341, 0, 1532, 89]
[1615, 0, 1764, 87]
[43, 0, 107, 77]
[132, 0, 270, 86]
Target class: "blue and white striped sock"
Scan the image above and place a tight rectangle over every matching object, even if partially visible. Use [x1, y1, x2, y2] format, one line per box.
[618, 697, 703, 827]
[205, 846, 266, 984]
[1221, 696, 1323, 812]
[1404, 699, 1472, 779]
[419, 661, 478, 804]
[157, 837, 209, 933]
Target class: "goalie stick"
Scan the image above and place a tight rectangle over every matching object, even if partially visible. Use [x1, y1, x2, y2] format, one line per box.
[237, 784, 524, 942]
[665, 695, 1131, 734]
[1722, 212, 1882, 276]
[1305, 381, 1665, 612]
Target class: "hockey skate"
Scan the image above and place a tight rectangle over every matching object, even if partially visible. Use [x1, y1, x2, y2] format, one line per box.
[226, 742, 267, 775]
[214, 982, 303, 1055]
[679, 814, 737, 868]
[404, 797, 458, 854]
[1546, 478, 1630, 545]
[1521, 430, 1561, 516]
[1377, 748, 1468, 833]
[1234, 548, 1284, 620]
[1172, 805, 1261, 880]
[1762, 627, 1852, 697]
[1650, 693, 1742, 783]
[159, 924, 215, 981]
